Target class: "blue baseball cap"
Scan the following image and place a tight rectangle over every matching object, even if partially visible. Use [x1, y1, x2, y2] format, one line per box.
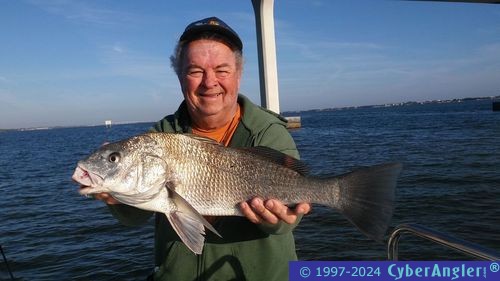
[180, 17, 243, 52]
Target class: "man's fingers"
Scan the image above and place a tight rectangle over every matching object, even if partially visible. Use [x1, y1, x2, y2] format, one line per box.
[241, 198, 312, 225]
[241, 198, 280, 225]
[265, 199, 297, 224]
[92, 192, 120, 205]
[295, 202, 312, 215]
[240, 201, 261, 224]
[251, 198, 279, 224]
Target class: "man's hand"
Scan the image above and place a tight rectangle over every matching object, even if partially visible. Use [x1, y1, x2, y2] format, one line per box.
[93, 192, 121, 205]
[240, 197, 311, 225]
[80, 186, 120, 205]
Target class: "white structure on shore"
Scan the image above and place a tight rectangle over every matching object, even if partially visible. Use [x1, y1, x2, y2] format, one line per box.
[105, 120, 112, 128]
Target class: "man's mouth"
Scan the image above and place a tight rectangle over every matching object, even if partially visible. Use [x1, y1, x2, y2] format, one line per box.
[199, 92, 223, 98]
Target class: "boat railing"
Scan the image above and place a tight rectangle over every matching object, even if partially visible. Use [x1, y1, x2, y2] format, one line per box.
[387, 223, 500, 261]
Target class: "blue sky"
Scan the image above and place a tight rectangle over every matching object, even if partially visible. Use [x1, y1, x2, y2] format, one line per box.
[1, 0, 499, 129]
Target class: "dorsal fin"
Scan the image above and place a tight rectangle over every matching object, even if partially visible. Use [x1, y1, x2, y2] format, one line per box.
[184, 133, 308, 175]
[239, 146, 309, 176]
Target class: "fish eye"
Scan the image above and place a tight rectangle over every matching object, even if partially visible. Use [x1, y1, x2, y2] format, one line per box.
[108, 152, 121, 163]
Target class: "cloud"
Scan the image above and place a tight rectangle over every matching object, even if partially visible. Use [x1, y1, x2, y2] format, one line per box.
[279, 38, 384, 61]
[98, 43, 174, 84]
[311, 1, 324, 8]
[27, 0, 138, 26]
[112, 43, 124, 53]
[475, 43, 500, 59]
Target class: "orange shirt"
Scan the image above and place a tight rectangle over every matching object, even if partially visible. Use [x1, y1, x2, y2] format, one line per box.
[192, 104, 242, 147]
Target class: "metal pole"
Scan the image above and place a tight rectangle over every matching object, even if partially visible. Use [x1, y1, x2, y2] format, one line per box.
[251, 0, 281, 113]
[388, 223, 500, 261]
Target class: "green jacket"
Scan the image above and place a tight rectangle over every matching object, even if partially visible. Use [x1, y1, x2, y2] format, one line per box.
[109, 95, 301, 281]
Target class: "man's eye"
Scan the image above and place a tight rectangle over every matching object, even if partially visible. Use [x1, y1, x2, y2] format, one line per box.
[188, 70, 203, 77]
[216, 70, 229, 77]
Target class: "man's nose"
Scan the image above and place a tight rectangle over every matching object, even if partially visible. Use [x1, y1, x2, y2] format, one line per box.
[202, 70, 218, 88]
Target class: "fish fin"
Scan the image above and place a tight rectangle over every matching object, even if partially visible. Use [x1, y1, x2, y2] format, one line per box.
[239, 146, 309, 175]
[334, 162, 402, 242]
[167, 212, 206, 255]
[166, 188, 222, 254]
[185, 133, 309, 175]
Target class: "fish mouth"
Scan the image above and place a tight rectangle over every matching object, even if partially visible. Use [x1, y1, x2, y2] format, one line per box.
[72, 165, 104, 195]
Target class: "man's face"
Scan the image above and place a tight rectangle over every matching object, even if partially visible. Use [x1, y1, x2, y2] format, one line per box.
[180, 39, 241, 124]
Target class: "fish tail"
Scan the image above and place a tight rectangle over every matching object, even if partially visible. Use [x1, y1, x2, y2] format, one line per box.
[331, 162, 402, 242]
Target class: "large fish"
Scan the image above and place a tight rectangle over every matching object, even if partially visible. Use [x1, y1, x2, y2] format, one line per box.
[72, 132, 402, 254]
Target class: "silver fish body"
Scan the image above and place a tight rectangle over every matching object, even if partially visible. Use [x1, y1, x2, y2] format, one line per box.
[72, 132, 402, 254]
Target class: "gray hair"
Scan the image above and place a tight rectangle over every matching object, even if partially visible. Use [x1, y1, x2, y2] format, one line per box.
[170, 32, 243, 77]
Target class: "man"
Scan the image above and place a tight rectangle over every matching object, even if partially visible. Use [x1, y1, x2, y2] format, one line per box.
[95, 17, 311, 280]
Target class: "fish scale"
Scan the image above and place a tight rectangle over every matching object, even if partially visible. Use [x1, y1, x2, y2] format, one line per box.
[165, 136, 308, 213]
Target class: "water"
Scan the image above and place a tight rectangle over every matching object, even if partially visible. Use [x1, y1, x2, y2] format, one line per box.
[1, 100, 499, 280]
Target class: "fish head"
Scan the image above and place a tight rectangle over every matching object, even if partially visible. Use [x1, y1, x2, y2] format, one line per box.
[72, 134, 169, 200]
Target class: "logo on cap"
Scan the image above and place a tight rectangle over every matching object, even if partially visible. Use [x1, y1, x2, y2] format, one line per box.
[208, 19, 220, 26]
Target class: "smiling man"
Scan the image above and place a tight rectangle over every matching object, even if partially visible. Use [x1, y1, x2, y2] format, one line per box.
[99, 17, 311, 281]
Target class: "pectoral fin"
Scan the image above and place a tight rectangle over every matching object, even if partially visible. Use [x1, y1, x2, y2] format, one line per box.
[166, 188, 222, 255]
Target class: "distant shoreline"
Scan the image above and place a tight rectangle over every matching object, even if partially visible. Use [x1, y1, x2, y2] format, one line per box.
[0, 121, 154, 133]
[2, 96, 498, 132]
[282, 95, 500, 115]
